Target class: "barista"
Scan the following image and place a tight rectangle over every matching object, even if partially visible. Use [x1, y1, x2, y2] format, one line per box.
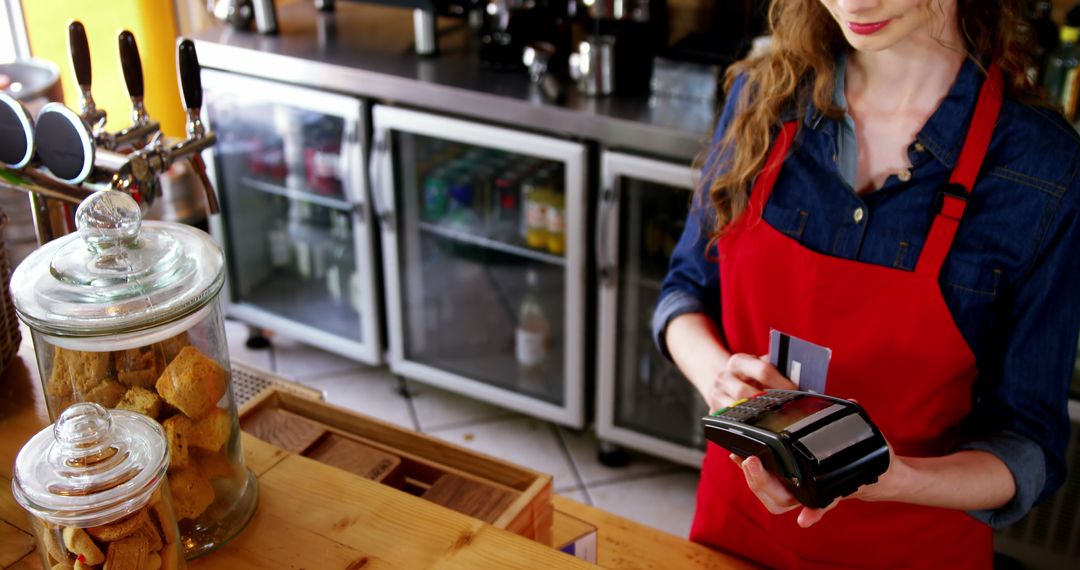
[654, 1, 1080, 567]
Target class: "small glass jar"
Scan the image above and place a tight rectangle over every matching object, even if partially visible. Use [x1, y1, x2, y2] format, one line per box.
[13, 403, 186, 570]
[10, 191, 257, 559]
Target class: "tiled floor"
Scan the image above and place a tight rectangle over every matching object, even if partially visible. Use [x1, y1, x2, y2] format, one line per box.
[224, 318, 702, 538]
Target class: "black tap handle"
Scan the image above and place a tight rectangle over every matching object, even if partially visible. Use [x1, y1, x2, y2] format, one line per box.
[68, 20, 92, 88]
[118, 30, 144, 99]
[177, 39, 202, 111]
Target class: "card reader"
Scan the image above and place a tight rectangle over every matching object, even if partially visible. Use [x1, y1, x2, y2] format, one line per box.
[702, 390, 890, 508]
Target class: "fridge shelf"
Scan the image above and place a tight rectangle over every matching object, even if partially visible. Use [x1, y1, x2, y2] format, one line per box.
[240, 268, 361, 341]
[418, 221, 566, 267]
[243, 176, 353, 212]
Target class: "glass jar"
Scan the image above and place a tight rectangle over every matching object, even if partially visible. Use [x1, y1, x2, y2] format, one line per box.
[12, 403, 186, 570]
[10, 190, 258, 559]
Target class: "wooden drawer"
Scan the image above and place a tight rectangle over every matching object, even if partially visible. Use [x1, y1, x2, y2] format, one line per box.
[239, 389, 553, 545]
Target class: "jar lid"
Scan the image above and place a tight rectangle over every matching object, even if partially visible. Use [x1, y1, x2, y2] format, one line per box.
[11, 403, 169, 527]
[11, 190, 223, 337]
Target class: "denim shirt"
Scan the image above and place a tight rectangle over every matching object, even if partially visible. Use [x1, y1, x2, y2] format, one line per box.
[652, 58, 1080, 529]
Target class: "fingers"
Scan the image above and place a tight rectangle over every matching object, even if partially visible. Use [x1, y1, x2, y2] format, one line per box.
[728, 354, 798, 390]
[796, 501, 838, 528]
[737, 456, 800, 515]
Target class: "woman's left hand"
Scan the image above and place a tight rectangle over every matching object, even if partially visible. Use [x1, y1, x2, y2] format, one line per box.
[730, 444, 901, 528]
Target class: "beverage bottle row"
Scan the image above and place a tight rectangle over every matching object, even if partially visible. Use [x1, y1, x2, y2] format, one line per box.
[1044, 4, 1080, 124]
[417, 138, 567, 256]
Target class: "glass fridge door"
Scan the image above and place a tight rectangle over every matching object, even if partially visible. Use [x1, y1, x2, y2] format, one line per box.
[596, 151, 705, 467]
[372, 105, 586, 427]
[203, 70, 381, 364]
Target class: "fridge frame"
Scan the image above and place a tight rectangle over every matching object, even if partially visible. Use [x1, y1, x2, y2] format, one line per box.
[202, 69, 383, 365]
[596, 150, 704, 467]
[371, 104, 587, 427]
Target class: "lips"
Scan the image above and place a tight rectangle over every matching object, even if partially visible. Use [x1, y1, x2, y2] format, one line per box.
[846, 20, 891, 35]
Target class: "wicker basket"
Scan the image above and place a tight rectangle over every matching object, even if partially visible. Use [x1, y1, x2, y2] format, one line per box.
[0, 207, 23, 372]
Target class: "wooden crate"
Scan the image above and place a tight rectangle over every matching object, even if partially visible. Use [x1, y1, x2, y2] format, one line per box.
[239, 389, 554, 545]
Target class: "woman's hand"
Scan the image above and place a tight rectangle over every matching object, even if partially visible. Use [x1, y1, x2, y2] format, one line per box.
[730, 443, 902, 528]
[705, 353, 797, 412]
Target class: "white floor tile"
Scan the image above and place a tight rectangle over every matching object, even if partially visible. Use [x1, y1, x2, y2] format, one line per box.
[224, 318, 273, 371]
[556, 488, 590, 506]
[269, 336, 364, 380]
[558, 427, 682, 487]
[293, 367, 415, 430]
[587, 470, 700, 538]
[429, 417, 578, 492]
[410, 383, 517, 432]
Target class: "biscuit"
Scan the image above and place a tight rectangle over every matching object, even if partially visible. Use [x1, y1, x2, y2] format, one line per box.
[83, 380, 127, 408]
[155, 347, 227, 420]
[116, 386, 162, 419]
[162, 415, 193, 470]
[147, 553, 162, 570]
[86, 508, 148, 542]
[133, 517, 163, 553]
[190, 407, 232, 453]
[168, 466, 215, 520]
[104, 536, 149, 570]
[51, 561, 74, 570]
[61, 527, 104, 565]
[50, 347, 112, 397]
[42, 526, 66, 562]
[192, 448, 234, 480]
[157, 332, 190, 364]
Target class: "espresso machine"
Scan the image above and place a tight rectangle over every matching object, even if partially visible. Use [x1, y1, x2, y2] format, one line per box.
[570, 0, 667, 96]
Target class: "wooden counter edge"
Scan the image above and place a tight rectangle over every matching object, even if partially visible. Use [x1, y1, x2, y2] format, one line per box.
[552, 495, 760, 570]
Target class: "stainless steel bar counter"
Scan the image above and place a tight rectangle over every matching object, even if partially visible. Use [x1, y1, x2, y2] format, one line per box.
[191, 1, 716, 162]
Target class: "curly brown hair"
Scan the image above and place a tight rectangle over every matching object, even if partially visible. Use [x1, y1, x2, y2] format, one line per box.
[702, 0, 1041, 240]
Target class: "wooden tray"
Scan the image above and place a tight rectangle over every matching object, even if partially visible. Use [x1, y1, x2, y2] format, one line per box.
[239, 389, 553, 545]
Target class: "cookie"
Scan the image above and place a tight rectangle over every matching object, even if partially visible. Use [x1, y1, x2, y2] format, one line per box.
[155, 347, 227, 420]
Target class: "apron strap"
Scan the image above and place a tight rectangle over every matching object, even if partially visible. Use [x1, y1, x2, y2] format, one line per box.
[915, 64, 1004, 277]
[747, 121, 800, 223]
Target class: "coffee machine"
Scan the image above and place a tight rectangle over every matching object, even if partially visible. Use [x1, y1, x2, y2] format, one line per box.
[572, 0, 667, 96]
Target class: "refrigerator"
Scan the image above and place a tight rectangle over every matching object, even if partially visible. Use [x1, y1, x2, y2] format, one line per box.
[371, 105, 587, 427]
[202, 70, 383, 364]
[595, 151, 706, 467]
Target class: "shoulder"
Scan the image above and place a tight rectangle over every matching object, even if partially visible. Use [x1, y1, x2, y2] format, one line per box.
[989, 98, 1080, 205]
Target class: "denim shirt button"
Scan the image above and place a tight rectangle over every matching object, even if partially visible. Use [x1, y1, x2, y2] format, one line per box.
[914, 141, 926, 152]
[853, 207, 865, 224]
[897, 169, 912, 182]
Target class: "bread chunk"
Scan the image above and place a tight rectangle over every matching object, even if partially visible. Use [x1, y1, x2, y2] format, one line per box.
[162, 415, 193, 470]
[155, 347, 227, 420]
[191, 407, 231, 453]
[116, 387, 162, 419]
[83, 380, 126, 408]
[114, 347, 164, 388]
[157, 332, 190, 364]
[168, 467, 215, 520]
[192, 448, 235, 480]
[86, 508, 149, 542]
[49, 347, 112, 397]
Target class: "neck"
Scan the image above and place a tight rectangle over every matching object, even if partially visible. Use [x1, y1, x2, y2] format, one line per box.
[847, 14, 966, 113]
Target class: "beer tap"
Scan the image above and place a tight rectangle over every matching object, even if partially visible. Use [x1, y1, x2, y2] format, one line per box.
[95, 31, 161, 151]
[111, 39, 219, 214]
[67, 21, 106, 131]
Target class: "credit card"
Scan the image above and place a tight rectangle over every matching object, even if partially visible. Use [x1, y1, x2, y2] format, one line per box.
[768, 330, 832, 394]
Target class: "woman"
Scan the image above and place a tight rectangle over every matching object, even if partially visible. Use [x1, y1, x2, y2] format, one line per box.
[654, 0, 1080, 567]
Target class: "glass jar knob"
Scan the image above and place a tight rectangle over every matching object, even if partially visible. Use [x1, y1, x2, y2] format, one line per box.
[53, 402, 116, 468]
[76, 190, 142, 253]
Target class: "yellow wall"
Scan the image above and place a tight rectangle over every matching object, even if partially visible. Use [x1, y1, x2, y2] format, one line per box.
[22, 0, 187, 138]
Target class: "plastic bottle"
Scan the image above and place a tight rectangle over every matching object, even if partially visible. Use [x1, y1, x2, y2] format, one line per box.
[545, 190, 566, 255]
[516, 268, 550, 393]
[523, 171, 554, 249]
[1045, 6, 1080, 122]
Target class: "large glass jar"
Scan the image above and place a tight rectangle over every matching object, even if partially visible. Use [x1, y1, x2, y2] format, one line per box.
[12, 403, 186, 570]
[10, 191, 258, 559]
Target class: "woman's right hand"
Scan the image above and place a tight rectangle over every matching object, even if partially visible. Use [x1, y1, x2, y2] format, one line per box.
[705, 353, 797, 412]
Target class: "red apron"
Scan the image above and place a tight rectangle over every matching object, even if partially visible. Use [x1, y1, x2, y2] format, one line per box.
[690, 66, 1004, 569]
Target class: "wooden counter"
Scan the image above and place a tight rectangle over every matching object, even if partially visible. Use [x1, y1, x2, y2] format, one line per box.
[0, 330, 753, 569]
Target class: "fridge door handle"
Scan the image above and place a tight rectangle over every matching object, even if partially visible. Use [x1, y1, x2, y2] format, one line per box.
[597, 185, 618, 285]
[368, 130, 394, 230]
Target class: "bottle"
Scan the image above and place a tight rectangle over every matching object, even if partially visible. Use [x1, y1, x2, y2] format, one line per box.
[545, 190, 566, 255]
[1026, 1, 1060, 85]
[1044, 6, 1080, 122]
[516, 268, 550, 394]
[266, 196, 292, 269]
[523, 171, 554, 249]
[422, 167, 450, 222]
[325, 211, 355, 306]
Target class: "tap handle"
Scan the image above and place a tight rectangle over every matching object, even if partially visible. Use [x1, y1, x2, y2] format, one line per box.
[68, 21, 92, 88]
[118, 31, 144, 99]
[177, 39, 202, 112]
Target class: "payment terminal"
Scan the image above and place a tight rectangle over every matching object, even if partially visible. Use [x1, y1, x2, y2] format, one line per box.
[702, 390, 890, 508]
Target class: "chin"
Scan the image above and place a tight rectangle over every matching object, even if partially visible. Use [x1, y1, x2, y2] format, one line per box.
[841, 32, 903, 53]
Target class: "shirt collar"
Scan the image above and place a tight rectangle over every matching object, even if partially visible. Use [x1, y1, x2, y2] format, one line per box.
[800, 55, 986, 169]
